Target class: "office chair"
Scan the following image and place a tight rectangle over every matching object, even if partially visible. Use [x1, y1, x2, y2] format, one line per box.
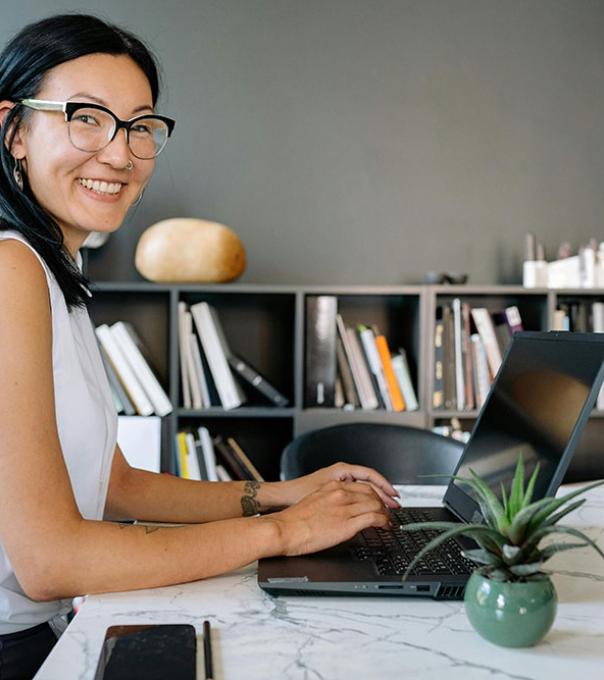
[280, 422, 465, 484]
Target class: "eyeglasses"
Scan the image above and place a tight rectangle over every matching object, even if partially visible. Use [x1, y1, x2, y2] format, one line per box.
[19, 99, 175, 159]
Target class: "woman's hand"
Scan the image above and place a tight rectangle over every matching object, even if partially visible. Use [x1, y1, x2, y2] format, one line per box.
[280, 462, 400, 509]
[269, 480, 391, 556]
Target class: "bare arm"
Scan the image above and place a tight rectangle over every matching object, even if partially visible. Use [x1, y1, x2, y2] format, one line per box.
[0, 241, 390, 602]
[104, 446, 288, 523]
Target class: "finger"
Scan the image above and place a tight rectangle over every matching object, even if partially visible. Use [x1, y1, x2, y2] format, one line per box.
[346, 497, 391, 521]
[347, 510, 391, 535]
[337, 479, 399, 508]
[337, 464, 399, 498]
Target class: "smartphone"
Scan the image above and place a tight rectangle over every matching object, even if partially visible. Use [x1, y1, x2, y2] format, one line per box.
[93, 624, 196, 680]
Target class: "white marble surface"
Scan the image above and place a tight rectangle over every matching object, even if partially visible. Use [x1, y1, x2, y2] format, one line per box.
[35, 484, 604, 679]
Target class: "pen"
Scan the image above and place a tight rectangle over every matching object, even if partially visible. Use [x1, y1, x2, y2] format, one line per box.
[203, 620, 214, 680]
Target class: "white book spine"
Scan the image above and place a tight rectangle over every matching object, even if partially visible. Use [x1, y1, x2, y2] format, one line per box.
[215, 464, 232, 482]
[184, 312, 203, 409]
[470, 334, 490, 409]
[185, 432, 202, 481]
[359, 327, 392, 410]
[111, 322, 173, 417]
[391, 352, 418, 411]
[191, 302, 242, 410]
[470, 308, 503, 379]
[177, 302, 192, 409]
[346, 327, 379, 410]
[189, 333, 211, 408]
[198, 426, 219, 481]
[95, 325, 154, 416]
[453, 298, 465, 410]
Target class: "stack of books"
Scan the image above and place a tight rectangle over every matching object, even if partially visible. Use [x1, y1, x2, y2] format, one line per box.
[432, 301, 523, 412]
[178, 301, 289, 410]
[305, 296, 418, 411]
[552, 300, 604, 410]
[174, 426, 264, 481]
[96, 322, 173, 417]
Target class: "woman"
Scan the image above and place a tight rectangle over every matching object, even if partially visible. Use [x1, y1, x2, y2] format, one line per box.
[0, 14, 398, 678]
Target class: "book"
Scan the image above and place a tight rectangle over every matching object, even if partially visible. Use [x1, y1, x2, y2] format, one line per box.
[391, 349, 418, 411]
[185, 432, 203, 481]
[184, 311, 204, 409]
[335, 336, 359, 408]
[491, 311, 512, 357]
[215, 464, 232, 482]
[111, 321, 173, 417]
[227, 354, 289, 407]
[177, 302, 192, 409]
[226, 437, 264, 482]
[432, 308, 445, 410]
[346, 325, 379, 410]
[470, 307, 503, 380]
[197, 426, 219, 481]
[442, 304, 456, 410]
[305, 296, 337, 407]
[470, 333, 490, 409]
[452, 299, 465, 411]
[176, 432, 190, 478]
[358, 325, 392, 410]
[189, 332, 211, 408]
[335, 376, 345, 408]
[190, 302, 245, 410]
[373, 326, 405, 411]
[213, 435, 253, 480]
[99, 342, 136, 415]
[462, 302, 475, 411]
[194, 437, 208, 480]
[336, 314, 372, 409]
[95, 324, 154, 416]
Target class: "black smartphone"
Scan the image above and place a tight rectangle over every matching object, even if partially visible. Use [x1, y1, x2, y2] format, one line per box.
[93, 624, 196, 680]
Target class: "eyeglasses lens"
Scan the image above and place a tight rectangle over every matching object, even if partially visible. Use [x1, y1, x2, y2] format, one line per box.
[68, 107, 168, 159]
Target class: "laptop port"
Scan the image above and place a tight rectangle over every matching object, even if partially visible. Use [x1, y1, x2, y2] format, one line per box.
[376, 585, 405, 590]
[416, 585, 430, 592]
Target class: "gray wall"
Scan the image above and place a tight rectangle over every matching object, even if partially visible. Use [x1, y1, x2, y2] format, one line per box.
[3, 0, 604, 284]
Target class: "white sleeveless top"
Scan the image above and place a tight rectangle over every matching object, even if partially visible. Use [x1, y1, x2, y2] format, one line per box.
[0, 230, 117, 634]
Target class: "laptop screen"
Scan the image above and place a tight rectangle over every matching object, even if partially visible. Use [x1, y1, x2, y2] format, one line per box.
[444, 332, 604, 521]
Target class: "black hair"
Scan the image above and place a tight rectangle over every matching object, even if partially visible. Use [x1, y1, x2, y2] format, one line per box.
[0, 13, 162, 309]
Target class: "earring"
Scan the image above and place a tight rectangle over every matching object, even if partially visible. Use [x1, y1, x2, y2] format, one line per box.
[13, 158, 24, 191]
[132, 189, 145, 207]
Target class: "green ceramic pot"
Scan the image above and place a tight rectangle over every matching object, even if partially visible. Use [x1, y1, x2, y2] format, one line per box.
[464, 572, 557, 647]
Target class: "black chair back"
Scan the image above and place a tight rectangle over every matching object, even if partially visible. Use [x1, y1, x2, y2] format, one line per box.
[281, 422, 465, 484]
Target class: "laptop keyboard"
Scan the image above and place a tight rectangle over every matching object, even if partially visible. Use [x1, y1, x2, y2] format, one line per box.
[356, 508, 475, 577]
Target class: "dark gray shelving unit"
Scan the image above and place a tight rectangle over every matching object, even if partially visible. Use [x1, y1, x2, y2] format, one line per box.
[87, 281, 604, 481]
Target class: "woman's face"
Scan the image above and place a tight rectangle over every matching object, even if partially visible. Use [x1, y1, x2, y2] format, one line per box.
[15, 53, 156, 255]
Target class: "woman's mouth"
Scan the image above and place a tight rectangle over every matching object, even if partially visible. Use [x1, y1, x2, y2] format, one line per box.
[77, 178, 124, 196]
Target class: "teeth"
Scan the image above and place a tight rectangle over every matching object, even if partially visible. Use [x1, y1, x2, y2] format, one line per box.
[78, 178, 123, 195]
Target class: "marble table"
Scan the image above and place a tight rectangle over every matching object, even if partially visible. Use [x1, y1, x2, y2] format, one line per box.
[35, 484, 604, 679]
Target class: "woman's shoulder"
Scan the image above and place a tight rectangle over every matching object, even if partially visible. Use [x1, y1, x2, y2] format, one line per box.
[0, 230, 52, 304]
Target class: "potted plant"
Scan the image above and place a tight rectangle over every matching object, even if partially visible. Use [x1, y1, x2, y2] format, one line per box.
[401, 457, 604, 647]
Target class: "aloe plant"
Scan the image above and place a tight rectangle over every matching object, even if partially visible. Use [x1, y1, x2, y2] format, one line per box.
[401, 457, 604, 582]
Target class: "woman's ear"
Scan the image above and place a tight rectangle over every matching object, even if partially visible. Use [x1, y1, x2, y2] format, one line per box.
[0, 100, 26, 159]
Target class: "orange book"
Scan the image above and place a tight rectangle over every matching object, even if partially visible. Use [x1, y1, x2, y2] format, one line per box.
[373, 328, 406, 411]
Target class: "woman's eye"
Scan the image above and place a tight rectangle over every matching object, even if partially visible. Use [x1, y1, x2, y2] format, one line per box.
[74, 114, 100, 126]
[132, 124, 152, 135]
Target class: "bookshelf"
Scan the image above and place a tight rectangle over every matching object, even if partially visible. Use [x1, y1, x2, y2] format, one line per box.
[87, 282, 604, 482]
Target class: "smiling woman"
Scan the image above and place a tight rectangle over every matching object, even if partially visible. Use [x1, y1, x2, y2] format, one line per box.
[0, 13, 397, 680]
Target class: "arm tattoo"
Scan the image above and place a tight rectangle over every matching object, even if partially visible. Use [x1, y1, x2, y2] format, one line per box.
[241, 480, 262, 516]
[116, 522, 182, 534]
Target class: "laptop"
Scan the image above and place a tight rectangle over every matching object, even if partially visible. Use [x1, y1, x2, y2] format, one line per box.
[258, 331, 604, 599]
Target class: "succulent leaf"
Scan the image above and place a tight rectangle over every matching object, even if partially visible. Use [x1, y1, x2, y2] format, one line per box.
[538, 541, 590, 561]
[509, 562, 543, 576]
[509, 456, 525, 517]
[467, 468, 507, 530]
[461, 548, 502, 566]
[502, 544, 521, 563]
[522, 462, 541, 508]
